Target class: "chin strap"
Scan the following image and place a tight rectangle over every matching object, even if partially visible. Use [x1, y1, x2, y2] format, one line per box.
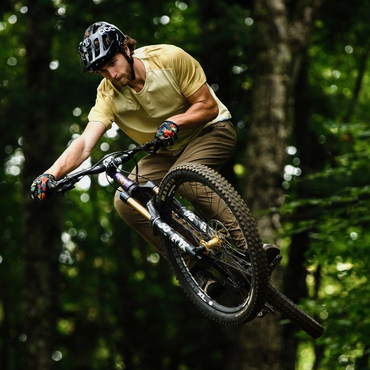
[123, 50, 136, 80]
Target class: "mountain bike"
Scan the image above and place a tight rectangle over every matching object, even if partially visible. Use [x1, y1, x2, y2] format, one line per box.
[54, 138, 324, 339]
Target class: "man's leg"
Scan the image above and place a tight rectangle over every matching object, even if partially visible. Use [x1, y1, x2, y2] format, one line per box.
[171, 121, 236, 171]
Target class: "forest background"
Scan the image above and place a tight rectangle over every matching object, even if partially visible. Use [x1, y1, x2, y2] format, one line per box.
[1, 0, 370, 369]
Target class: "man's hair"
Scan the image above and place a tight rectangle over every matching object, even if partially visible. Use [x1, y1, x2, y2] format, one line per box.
[123, 35, 137, 55]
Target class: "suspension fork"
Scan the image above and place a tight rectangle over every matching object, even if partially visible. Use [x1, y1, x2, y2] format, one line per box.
[113, 172, 202, 259]
[114, 172, 155, 219]
[113, 170, 209, 237]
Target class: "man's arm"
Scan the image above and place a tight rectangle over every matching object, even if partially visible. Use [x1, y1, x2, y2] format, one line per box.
[167, 83, 219, 129]
[46, 121, 106, 180]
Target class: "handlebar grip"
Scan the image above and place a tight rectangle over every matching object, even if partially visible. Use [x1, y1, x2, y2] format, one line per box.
[151, 137, 162, 146]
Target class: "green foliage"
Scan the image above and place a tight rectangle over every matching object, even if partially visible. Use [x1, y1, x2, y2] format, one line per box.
[278, 2, 370, 367]
[282, 122, 370, 369]
[2, 0, 370, 368]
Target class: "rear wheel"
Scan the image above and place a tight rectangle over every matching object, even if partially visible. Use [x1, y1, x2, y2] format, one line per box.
[157, 163, 270, 325]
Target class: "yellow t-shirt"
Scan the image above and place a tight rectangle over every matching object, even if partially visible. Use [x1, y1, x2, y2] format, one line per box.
[88, 44, 232, 151]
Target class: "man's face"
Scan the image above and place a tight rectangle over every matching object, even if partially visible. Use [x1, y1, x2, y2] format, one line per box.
[97, 50, 133, 89]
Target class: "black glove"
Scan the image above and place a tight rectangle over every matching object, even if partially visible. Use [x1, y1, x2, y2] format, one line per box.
[30, 174, 56, 200]
[155, 121, 178, 147]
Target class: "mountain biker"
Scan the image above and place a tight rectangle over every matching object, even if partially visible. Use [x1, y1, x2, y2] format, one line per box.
[30, 21, 280, 284]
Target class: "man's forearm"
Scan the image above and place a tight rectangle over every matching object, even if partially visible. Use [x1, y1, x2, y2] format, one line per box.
[45, 137, 92, 180]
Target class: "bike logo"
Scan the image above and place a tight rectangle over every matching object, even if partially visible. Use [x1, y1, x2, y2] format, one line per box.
[156, 220, 171, 234]
[169, 233, 190, 252]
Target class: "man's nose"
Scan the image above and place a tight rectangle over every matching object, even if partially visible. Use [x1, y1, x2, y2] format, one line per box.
[107, 68, 116, 80]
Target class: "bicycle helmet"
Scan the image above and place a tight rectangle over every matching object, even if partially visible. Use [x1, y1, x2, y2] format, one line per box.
[79, 21, 127, 73]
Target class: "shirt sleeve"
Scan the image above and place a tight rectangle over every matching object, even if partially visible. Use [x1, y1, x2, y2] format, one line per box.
[87, 79, 116, 130]
[170, 47, 207, 98]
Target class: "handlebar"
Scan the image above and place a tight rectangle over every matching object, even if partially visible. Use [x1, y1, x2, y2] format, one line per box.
[55, 138, 162, 194]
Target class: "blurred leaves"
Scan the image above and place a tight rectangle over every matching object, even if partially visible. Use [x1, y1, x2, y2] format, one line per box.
[1, 0, 370, 369]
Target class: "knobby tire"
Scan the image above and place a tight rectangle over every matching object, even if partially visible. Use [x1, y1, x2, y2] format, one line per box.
[157, 163, 270, 325]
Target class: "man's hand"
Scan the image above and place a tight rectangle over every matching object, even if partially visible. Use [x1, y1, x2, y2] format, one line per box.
[155, 121, 178, 147]
[30, 174, 57, 201]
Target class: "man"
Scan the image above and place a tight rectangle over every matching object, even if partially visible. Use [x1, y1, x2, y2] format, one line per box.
[30, 22, 280, 285]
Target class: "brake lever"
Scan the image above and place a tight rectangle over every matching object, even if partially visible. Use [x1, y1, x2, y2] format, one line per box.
[56, 176, 81, 194]
[57, 183, 76, 194]
[146, 138, 161, 154]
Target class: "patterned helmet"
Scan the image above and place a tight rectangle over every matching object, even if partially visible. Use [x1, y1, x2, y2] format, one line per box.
[78, 21, 125, 73]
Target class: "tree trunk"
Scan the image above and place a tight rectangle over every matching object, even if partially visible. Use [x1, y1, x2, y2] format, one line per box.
[21, 2, 62, 369]
[343, 48, 370, 122]
[240, 0, 324, 368]
[282, 54, 328, 367]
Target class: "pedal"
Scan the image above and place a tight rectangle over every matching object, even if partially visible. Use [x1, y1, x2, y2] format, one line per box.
[268, 254, 283, 272]
[257, 304, 276, 318]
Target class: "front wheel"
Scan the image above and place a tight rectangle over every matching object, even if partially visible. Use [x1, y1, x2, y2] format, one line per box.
[157, 163, 270, 325]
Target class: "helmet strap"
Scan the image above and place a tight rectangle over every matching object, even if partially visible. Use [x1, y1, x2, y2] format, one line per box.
[122, 49, 136, 80]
